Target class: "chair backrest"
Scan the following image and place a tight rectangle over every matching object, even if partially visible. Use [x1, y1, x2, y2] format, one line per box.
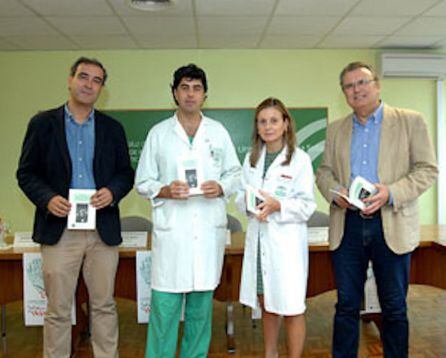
[308, 211, 329, 227]
[227, 214, 243, 233]
[120, 216, 153, 232]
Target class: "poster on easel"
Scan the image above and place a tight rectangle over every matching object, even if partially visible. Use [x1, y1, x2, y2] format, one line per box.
[23, 252, 76, 326]
[136, 251, 152, 323]
[136, 250, 185, 324]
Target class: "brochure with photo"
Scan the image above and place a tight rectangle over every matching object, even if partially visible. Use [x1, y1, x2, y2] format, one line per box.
[330, 176, 378, 210]
[177, 154, 204, 196]
[246, 185, 265, 215]
[67, 189, 96, 230]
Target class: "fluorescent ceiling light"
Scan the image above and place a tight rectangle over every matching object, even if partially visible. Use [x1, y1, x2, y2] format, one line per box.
[127, 0, 176, 11]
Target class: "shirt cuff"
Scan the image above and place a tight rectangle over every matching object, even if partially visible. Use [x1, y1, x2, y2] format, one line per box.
[388, 190, 394, 206]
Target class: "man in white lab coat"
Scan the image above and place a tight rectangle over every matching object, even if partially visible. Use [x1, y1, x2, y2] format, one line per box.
[135, 64, 241, 358]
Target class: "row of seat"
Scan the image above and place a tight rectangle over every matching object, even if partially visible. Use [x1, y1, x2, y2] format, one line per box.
[120, 211, 329, 233]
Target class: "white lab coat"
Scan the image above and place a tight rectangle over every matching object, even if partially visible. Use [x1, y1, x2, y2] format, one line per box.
[237, 146, 316, 315]
[135, 113, 241, 292]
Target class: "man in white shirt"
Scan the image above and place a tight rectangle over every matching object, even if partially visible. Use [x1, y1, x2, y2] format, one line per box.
[135, 64, 241, 357]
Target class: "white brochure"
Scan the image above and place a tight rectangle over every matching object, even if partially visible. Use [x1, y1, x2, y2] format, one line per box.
[23, 252, 76, 326]
[67, 189, 96, 230]
[177, 154, 204, 196]
[330, 176, 378, 210]
[245, 185, 265, 215]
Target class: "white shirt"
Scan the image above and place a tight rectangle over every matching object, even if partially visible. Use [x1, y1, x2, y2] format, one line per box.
[135, 113, 241, 292]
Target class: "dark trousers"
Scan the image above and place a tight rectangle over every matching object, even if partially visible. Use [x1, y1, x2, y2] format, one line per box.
[332, 210, 411, 358]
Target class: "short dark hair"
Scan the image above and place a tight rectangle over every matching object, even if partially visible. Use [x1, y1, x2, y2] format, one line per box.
[70, 57, 108, 85]
[171, 64, 208, 104]
[339, 61, 378, 87]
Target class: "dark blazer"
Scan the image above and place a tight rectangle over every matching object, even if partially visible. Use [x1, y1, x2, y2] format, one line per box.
[17, 105, 134, 246]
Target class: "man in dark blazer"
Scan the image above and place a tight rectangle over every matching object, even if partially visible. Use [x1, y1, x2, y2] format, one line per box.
[17, 57, 134, 358]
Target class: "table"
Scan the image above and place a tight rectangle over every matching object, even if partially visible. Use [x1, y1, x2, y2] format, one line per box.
[1, 226, 445, 354]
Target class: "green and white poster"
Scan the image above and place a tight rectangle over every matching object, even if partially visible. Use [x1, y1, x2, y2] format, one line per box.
[106, 107, 327, 171]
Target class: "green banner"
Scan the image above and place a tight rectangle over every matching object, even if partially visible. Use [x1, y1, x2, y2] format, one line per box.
[105, 108, 327, 171]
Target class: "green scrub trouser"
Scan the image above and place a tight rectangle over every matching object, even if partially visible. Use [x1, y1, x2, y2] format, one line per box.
[145, 289, 213, 358]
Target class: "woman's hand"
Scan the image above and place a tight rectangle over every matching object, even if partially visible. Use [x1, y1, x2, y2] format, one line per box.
[256, 190, 281, 222]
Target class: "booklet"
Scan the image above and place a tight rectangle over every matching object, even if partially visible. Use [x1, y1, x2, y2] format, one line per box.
[330, 176, 378, 210]
[177, 154, 204, 196]
[67, 189, 96, 230]
[245, 185, 265, 215]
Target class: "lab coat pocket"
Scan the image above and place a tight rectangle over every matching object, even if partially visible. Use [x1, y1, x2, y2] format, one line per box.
[152, 202, 175, 231]
[212, 198, 228, 228]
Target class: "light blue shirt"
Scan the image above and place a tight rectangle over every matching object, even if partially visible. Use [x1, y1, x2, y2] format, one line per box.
[350, 101, 383, 184]
[349, 101, 393, 204]
[64, 104, 96, 189]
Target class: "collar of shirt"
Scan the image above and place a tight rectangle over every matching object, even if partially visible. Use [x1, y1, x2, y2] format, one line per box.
[352, 101, 384, 127]
[64, 103, 95, 126]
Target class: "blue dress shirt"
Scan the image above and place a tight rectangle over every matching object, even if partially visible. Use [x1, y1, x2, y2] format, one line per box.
[64, 104, 96, 189]
[349, 101, 393, 204]
[350, 101, 383, 184]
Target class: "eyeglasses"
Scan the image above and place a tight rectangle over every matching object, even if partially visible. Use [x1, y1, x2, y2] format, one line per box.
[342, 78, 375, 91]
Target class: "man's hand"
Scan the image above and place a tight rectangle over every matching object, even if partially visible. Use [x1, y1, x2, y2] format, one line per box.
[201, 180, 223, 198]
[91, 188, 114, 209]
[47, 195, 71, 217]
[361, 183, 389, 215]
[169, 180, 190, 199]
[256, 190, 281, 222]
[333, 187, 351, 209]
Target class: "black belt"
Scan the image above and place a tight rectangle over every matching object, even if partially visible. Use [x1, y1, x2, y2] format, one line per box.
[346, 208, 381, 220]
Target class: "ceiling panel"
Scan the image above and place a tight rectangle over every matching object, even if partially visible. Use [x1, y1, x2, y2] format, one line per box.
[7, 34, 78, 50]
[21, 0, 114, 16]
[396, 16, 446, 35]
[319, 35, 383, 48]
[424, 0, 446, 16]
[195, 0, 275, 16]
[200, 35, 260, 48]
[351, 0, 438, 16]
[123, 16, 195, 35]
[46, 16, 127, 36]
[332, 17, 410, 35]
[198, 16, 268, 35]
[0, 17, 60, 36]
[0, 0, 444, 50]
[135, 33, 197, 48]
[0, 38, 20, 50]
[377, 35, 445, 48]
[70, 34, 138, 49]
[260, 34, 321, 48]
[275, 0, 358, 16]
[0, 0, 35, 17]
[268, 16, 341, 35]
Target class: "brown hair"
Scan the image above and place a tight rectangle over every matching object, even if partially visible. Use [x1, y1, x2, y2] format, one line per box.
[339, 61, 379, 88]
[249, 97, 296, 167]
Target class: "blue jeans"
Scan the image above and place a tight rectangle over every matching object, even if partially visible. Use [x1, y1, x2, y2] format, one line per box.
[332, 210, 411, 358]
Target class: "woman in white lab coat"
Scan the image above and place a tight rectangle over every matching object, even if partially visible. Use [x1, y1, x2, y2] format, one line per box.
[237, 97, 316, 357]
